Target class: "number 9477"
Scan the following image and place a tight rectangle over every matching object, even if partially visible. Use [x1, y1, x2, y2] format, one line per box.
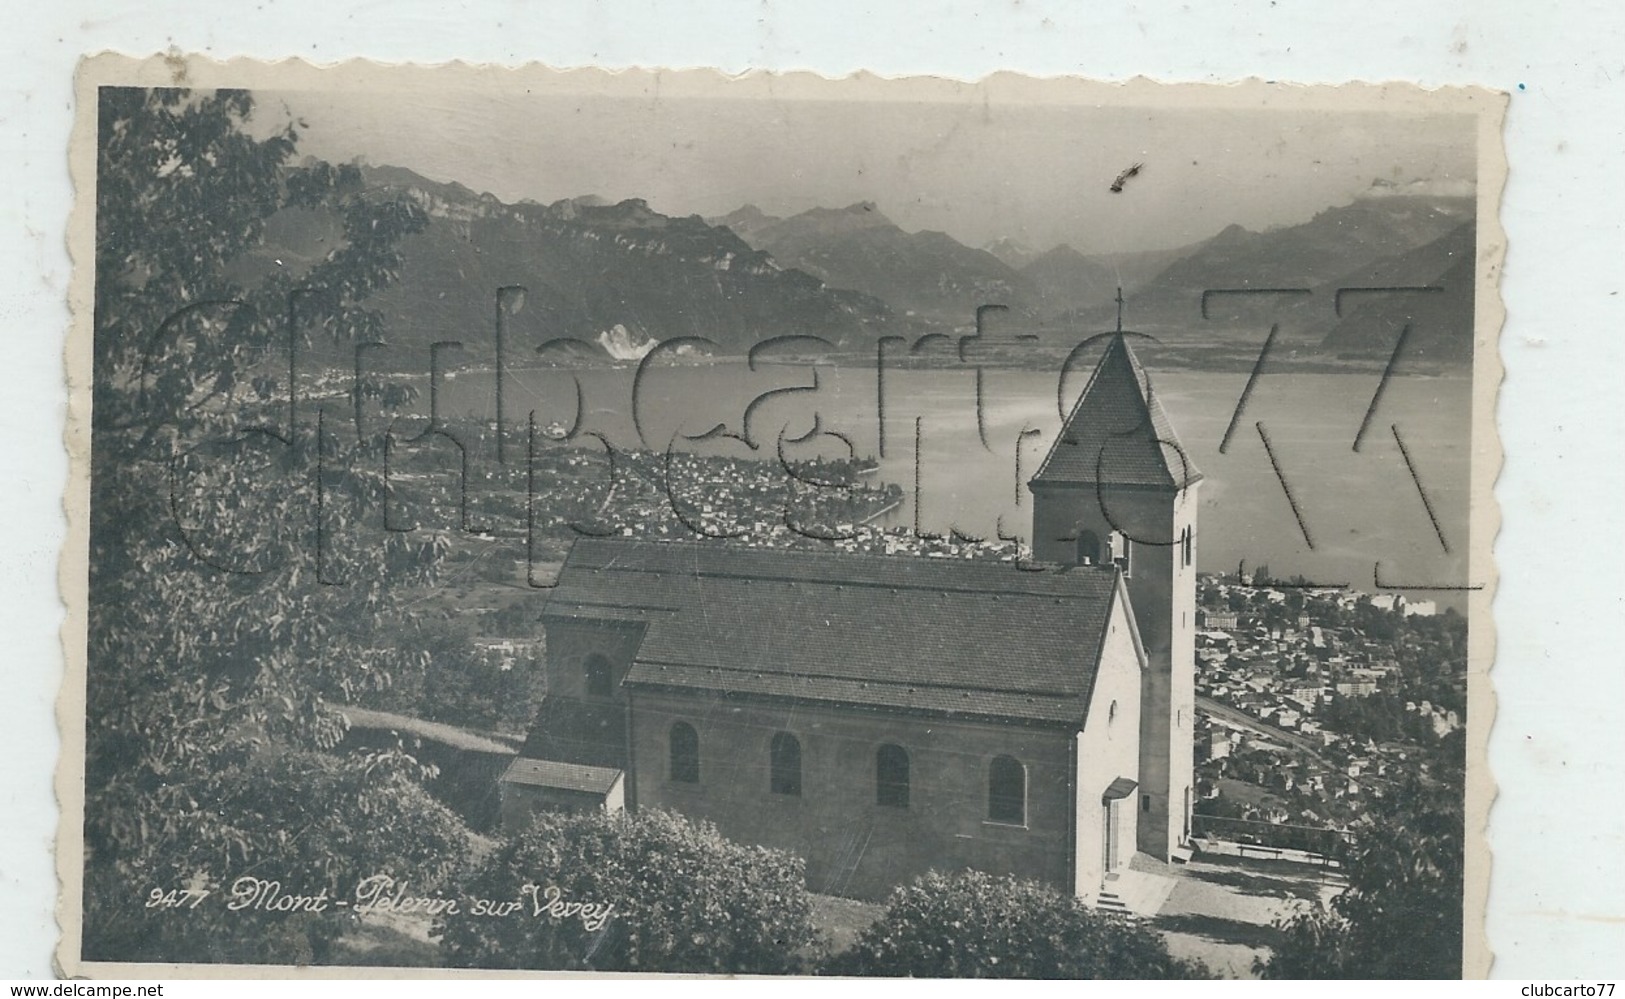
[146, 887, 210, 909]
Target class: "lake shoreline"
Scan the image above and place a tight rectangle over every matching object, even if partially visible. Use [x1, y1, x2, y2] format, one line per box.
[387, 352, 1471, 382]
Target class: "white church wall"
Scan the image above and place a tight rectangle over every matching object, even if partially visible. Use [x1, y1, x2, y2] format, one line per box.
[1074, 591, 1145, 897]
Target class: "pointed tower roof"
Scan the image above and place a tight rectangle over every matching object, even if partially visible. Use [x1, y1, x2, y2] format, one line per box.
[1030, 333, 1202, 490]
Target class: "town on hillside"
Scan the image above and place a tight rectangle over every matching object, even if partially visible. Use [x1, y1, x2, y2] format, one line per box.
[1191, 571, 1466, 847]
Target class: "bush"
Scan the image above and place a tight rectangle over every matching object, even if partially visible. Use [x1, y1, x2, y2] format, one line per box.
[1257, 783, 1463, 979]
[822, 870, 1207, 979]
[83, 746, 474, 965]
[437, 808, 818, 973]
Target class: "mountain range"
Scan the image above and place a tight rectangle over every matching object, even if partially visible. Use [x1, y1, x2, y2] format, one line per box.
[709, 203, 1170, 326]
[233, 162, 1477, 366]
[1071, 189, 1476, 354]
[708, 203, 1038, 323]
[1318, 220, 1475, 365]
[233, 163, 894, 359]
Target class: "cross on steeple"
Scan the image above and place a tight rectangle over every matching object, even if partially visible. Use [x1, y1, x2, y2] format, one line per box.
[1115, 286, 1125, 333]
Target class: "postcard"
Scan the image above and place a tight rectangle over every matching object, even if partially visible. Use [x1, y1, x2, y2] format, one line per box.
[60, 54, 1505, 978]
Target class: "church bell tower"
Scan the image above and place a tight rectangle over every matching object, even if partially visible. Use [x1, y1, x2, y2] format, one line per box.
[1027, 326, 1201, 862]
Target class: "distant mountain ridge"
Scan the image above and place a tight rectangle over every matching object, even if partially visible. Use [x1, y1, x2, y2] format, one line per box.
[1099, 191, 1475, 331]
[708, 204, 781, 245]
[983, 237, 1042, 270]
[234, 163, 896, 358]
[710, 202, 1029, 324]
[1029, 186, 1481, 365]
[1019, 244, 1116, 316]
[709, 189, 1477, 347]
[236, 162, 1477, 366]
[1318, 221, 1475, 365]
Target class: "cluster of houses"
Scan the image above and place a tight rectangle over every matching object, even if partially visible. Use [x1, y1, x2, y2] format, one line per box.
[1197, 597, 1403, 734]
[385, 431, 908, 557]
[1195, 712, 1409, 823]
[528, 449, 903, 545]
[1190, 578, 1461, 827]
[1194, 582, 1452, 714]
[521, 446, 1031, 564]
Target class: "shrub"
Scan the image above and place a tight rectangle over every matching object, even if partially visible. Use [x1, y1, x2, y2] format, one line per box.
[1257, 782, 1463, 978]
[822, 869, 1206, 979]
[83, 746, 474, 965]
[437, 808, 818, 973]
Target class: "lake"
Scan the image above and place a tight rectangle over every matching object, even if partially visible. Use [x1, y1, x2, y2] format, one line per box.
[437, 356, 1475, 604]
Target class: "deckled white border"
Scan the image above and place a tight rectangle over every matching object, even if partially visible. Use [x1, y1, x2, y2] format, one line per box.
[11, 1, 1625, 980]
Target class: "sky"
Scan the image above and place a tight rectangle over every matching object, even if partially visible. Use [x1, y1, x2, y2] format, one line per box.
[256, 84, 1478, 256]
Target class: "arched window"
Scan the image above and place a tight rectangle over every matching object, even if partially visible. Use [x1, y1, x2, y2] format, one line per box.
[988, 755, 1026, 825]
[583, 653, 613, 698]
[769, 732, 802, 796]
[876, 744, 910, 808]
[669, 722, 699, 783]
[1076, 530, 1101, 566]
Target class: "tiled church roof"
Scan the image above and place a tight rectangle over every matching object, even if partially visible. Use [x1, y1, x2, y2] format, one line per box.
[543, 539, 1132, 727]
[1030, 333, 1203, 489]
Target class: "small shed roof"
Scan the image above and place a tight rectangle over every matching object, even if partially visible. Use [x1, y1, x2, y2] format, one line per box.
[1102, 776, 1140, 801]
[500, 756, 623, 796]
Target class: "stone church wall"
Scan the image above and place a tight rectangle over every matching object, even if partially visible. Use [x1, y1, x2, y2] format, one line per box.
[541, 616, 646, 702]
[625, 690, 1079, 901]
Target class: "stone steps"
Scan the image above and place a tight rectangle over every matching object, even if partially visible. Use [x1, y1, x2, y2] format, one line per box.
[1098, 861, 1179, 917]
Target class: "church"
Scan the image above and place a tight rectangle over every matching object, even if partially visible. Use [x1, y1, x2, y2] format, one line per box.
[500, 333, 1201, 902]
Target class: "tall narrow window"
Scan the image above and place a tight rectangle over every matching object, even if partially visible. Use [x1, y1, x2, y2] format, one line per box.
[583, 653, 613, 698]
[876, 744, 910, 808]
[770, 732, 802, 796]
[1076, 530, 1101, 566]
[1182, 525, 1193, 567]
[988, 755, 1026, 825]
[669, 722, 699, 783]
[1109, 530, 1133, 577]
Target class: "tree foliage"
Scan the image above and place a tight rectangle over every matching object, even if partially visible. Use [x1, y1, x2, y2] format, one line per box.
[84, 747, 472, 965]
[84, 87, 471, 964]
[437, 809, 819, 974]
[1257, 781, 1463, 979]
[821, 870, 1207, 979]
[376, 619, 543, 733]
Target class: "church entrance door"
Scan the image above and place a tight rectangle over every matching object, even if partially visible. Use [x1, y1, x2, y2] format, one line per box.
[1102, 798, 1121, 875]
